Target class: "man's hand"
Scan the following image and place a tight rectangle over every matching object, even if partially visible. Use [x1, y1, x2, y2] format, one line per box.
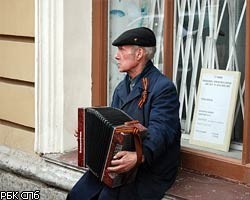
[107, 151, 137, 174]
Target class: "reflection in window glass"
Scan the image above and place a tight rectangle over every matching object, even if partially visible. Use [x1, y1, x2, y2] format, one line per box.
[108, 0, 164, 104]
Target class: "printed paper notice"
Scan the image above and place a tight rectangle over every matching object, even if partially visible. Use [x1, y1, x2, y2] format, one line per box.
[190, 69, 240, 151]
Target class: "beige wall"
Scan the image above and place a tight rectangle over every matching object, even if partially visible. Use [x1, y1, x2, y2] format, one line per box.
[0, 0, 35, 153]
[0, 39, 34, 82]
[0, 81, 34, 127]
[0, 122, 34, 154]
[0, 0, 34, 37]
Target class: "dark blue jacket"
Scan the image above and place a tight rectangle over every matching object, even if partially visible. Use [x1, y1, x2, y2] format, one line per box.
[111, 61, 181, 199]
[67, 61, 181, 200]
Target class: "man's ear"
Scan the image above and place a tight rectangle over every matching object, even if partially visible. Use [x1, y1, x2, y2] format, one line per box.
[136, 48, 144, 60]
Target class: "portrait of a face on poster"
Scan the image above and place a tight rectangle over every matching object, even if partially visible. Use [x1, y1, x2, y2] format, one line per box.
[190, 68, 241, 152]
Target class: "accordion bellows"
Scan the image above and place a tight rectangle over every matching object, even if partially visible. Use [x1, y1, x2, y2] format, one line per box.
[78, 107, 147, 188]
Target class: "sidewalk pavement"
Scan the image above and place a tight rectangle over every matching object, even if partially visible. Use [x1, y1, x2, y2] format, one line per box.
[167, 169, 250, 200]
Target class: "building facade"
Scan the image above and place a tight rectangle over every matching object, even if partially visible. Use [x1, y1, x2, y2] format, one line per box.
[0, 0, 250, 198]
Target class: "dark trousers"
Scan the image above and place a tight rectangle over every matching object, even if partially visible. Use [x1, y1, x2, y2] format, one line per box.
[66, 171, 129, 200]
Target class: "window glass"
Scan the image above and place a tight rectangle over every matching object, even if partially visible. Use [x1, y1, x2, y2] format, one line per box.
[173, 0, 246, 146]
[108, 0, 165, 103]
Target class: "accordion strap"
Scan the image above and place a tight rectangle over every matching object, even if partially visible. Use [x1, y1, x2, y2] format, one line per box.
[134, 130, 143, 166]
[115, 122, 143, 165]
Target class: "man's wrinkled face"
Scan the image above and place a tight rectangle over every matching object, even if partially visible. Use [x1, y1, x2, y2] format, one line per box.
[114, 45, 138, 73]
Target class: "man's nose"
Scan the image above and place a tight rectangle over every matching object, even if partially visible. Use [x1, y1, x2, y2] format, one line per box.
[115, 51, 119, 60]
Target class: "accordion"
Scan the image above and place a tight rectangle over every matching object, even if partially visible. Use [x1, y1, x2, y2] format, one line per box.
[77, 107, 147, 188]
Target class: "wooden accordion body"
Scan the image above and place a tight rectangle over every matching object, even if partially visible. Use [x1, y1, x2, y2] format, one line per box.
[78, 107, 147, 188]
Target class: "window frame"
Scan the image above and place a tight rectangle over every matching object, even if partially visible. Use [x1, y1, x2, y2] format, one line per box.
[92, 0, 250, 183]
[242, 0, 250, 165]
[92, 0, 108, 106]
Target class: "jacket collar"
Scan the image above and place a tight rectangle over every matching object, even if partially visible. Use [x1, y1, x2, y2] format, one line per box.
[116, 60, 154, 108]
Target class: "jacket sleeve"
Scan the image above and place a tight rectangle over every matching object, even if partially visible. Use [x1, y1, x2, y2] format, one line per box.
[142, 79, 181, 166]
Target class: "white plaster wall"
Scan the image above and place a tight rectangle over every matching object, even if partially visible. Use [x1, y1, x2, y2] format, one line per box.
[63, 0, 92, 150]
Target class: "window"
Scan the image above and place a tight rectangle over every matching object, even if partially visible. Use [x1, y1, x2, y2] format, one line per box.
[173, 0, 246, 156]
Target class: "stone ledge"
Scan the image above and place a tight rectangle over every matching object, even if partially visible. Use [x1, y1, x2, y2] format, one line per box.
[0, 145, 83, 191]
[0, 169, 67, 200]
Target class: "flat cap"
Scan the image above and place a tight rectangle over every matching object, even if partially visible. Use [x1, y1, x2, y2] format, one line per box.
[112, 27, 156, 47]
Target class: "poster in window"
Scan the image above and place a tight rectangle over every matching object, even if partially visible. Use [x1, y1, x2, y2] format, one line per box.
[189, 68, 241, 152]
